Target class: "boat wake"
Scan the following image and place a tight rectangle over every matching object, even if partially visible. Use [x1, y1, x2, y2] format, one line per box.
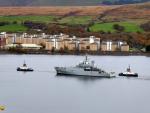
[137, 76, 150, 80]
[117, 75, 150, 81]
[36, 70, 55, 73]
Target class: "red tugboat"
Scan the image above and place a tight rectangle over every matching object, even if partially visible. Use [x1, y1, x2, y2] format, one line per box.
[119, 65, 138, 77]
[17, 61, 34, 72]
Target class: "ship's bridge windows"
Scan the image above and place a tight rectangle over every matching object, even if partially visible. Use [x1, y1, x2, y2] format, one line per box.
[85, 61, 89, 64]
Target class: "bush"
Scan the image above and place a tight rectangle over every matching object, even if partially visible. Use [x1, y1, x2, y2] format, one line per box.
[12, 21, 18, 24]
[140, 21, 150, 32]
[113, 24, 125, 32]
[146, 45, 150, 52]
[0, 21, 10, 26]
[23, 21, 46, 30]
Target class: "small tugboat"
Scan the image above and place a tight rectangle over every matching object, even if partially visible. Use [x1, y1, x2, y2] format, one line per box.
[55, 56, 115, 78]
[17, 61, 34, 72]
[119, 65, 138, 77]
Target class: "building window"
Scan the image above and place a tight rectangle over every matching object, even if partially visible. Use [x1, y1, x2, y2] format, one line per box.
[86, 46, 90, 50]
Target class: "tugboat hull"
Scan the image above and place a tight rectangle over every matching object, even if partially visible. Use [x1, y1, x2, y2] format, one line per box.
[17, 68, 33, 72]
[119, 73, 138, 77]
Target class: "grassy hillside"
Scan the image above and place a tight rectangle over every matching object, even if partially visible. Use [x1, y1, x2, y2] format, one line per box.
[0, 0, 103, 6]
[31, 0, 104, 6]
[89, 22, 144, 32]
[0, 15, 93, 25]
[0, 24, 28, 32]
[0, 16, 146, 32]
[0, 0, 148, 6]
[0, 16, 56, 23]
[58, 16, 93, 25]
[0, 2, 149, 33]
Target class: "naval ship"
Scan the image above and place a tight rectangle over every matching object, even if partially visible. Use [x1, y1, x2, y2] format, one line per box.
[55, 56, 115, 78]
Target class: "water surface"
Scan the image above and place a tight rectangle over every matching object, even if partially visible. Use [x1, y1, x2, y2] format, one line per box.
[0, 55, 150, 113]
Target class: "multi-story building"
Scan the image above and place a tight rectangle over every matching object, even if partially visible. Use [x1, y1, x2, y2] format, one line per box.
[0, 33, 6, 49]
[121, 44, 129, 52]
[3, 32, 130, 52]
[67, 42, 76, 51]
[89, 43, 98, 51]
[101, 40, 129, 52]
[45, 41, 54, 51]
[79, 42, 89, 51]
[78, 36, 100, 52]
[45, 39, 64, 51]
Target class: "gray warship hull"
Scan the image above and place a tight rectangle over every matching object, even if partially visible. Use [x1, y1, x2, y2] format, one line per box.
[55, 67, 115, 78]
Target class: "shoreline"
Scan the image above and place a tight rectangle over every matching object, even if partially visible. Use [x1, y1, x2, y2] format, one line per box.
[0, 50, 150, 56]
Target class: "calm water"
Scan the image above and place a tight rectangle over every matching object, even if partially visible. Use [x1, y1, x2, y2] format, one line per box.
[0, 55, 150, 113]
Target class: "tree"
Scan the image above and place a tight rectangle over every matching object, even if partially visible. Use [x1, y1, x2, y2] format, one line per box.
[51, 47, 55, 53]
[64, 46, 69, 53]
[99, 30, 105, 34]
[140, 21, 150, 32]
[12, 21, 18, 24]
[0, 21, 10, 26]
[113, 24, 125, 32]
[146, 45, 150, 52]
[39, 43, 45, 49]
[59, 47, 64, 54]
[23, 21, 46, 30]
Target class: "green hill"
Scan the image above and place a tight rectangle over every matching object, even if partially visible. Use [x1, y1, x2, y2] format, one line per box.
[0, 0, 149, 6]
[89, 22, 144, 33]
[0, 24, 27, 32]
